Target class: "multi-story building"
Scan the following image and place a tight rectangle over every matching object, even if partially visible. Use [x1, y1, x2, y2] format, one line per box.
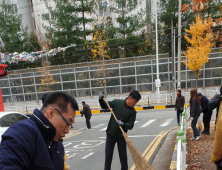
[0, 0, 34, 34]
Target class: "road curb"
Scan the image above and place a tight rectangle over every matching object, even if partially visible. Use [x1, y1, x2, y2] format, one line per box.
[76, 105, 177, 115]
[152, 128, 178, 170]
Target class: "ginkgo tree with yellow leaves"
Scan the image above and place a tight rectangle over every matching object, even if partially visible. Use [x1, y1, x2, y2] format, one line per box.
[37, 58, 55, 93]
[89, 29, 109, 61]
[183, 15, 214, 88]
[87, 29, 110, 96]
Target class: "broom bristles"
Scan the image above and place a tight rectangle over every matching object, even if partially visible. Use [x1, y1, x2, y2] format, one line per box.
[123, 133, 155, 170]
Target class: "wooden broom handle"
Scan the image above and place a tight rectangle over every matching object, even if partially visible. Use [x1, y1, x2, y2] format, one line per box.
[103, 97, 125, 134]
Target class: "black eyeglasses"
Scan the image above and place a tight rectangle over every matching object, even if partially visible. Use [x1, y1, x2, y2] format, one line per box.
[54, 108, 73, 130]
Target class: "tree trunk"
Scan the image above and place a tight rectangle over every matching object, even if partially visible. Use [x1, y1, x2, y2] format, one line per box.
[196, 70, 198, 89]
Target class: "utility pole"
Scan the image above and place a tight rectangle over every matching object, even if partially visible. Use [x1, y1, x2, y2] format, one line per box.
[146, 0, 151, 33]
[171, 18, 174, 92]
[177, 0, 182, 90]
[173, 29, 177, 98]
[155, 0, 160, 96]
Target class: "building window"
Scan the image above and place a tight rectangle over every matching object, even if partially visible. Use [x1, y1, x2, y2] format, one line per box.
[119, 23, 127, 29]
[41, 13, 49, 21]
[99, 1, 108, 17]
[130, 20, 138, 27]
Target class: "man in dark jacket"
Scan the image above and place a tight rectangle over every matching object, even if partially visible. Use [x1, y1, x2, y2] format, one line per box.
[99, 90, 141, 170]
[81, 101, 92, 129]
[0, 92, 78, 170]
[208, 87, 222, 169]
[198, 93, 212, 135]
[175, 90, 185, 126]
[208, 86, 222, 125]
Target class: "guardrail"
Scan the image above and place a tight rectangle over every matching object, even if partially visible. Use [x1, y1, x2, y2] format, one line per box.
[176, 106, 188, 170]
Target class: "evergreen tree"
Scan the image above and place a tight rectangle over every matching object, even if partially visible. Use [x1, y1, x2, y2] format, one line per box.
[108, 0, 147, 57]
[45, 0, 95, 47]
[44, 0, 96, 62]
[0, 0, 28, 53]
[158, 0, 195, 56]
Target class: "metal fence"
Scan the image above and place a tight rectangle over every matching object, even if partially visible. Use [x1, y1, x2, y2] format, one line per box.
[1, 47, 222, 104]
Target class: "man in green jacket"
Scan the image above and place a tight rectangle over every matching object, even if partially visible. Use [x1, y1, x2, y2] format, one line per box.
[99, 90, 141, 170]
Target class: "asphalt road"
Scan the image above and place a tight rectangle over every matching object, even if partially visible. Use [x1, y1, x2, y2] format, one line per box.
[63, 108, 182, 170]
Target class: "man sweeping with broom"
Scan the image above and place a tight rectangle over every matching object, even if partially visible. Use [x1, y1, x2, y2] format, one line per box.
[99, 90, 141, 170]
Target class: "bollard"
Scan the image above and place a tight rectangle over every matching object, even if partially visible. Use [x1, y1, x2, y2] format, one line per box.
[170, 95, 172, 105]
[148, 97, 149, 106]
[26, 107, 28, 115]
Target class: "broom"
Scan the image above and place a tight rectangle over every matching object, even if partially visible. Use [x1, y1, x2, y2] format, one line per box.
[103, 97, 155, 170]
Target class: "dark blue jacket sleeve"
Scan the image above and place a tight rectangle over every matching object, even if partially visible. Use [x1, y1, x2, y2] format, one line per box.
[0, 122, 36, 170]
[208, 94, 220, 111]
[201, 99, 209, 113]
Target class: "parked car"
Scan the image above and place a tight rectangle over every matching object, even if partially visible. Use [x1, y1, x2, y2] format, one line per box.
[0, 112, 29, 143]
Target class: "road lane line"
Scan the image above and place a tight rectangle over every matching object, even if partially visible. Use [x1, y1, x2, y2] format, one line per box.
[140, 119, 157, 128]
[64, 143, 72, 147]
[99, 127, 107, 131]
[130, 126, 178, 170]
[144, 126, 178, 162]
[160, 118, 174, 126]
[81, 152, 94, 159]
[130, 131, 165, 170]
[67, 153, 78, 159]
[99, 135, 159, 139]
[92, 124, 105, 128]
[64, 131, 82, 139]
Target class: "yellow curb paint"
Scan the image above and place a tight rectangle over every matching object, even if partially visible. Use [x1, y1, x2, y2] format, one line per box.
[130, 131, 165, 170]
[174, 145, 177, 150]
[91, 110, 100, 114]
[144, 130, 169, 161]
[170, 161, 176, 169]
[63, 131, 82, 139]
[154, 105, 166, 109]
[144, 126, 178, 162]
[135, 107, 143, 111]
[130, 126, 178, 170]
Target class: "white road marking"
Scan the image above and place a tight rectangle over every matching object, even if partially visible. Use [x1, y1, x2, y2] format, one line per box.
[67, 153, 78, 159]
[92, 124, 105, 128]
[135, 121, 139, 123]
[64, 143, 72, 147]
[81, 152, 94, 159]
[64, 140, 105, 150]
[99, 127, 107, 131]
[140, 119, 157, 127]
[99, 135, 159, 139]
[160, 118, 174, 126]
